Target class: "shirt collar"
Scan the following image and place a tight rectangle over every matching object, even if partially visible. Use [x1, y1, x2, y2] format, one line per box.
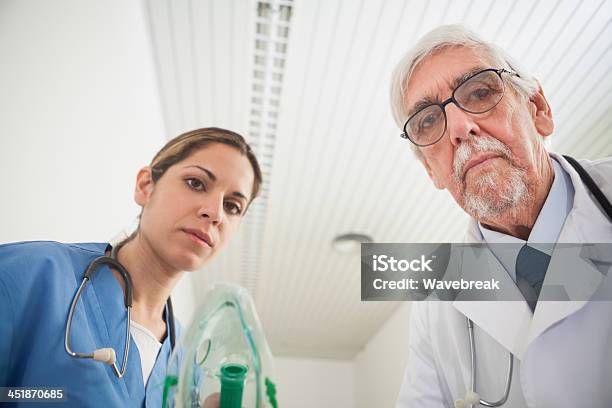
[478, 157, 574, 279]
[479, 157, 574, 247]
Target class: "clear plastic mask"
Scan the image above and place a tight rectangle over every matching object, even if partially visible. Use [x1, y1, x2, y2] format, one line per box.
[162, 283, 278, 408]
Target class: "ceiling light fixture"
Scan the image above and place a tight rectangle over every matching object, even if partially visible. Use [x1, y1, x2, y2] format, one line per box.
[332, 233, 374, 254]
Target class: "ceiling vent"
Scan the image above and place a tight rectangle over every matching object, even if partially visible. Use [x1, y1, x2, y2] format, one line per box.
[241, 0, 294, 297]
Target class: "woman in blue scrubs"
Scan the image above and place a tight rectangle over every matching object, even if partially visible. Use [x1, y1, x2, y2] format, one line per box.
[0, 127, 262, 407]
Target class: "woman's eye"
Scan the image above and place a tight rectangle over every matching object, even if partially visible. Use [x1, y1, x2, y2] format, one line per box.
[224, 201, 242, 215]
[186, 178, 206, 191]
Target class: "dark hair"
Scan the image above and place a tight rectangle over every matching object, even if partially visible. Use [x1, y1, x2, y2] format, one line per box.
[150, 127, 262, 202]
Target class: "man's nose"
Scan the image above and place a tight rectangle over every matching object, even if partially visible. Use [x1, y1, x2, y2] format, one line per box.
[445, 103, 480, 146]
[199, 194, 224, 225]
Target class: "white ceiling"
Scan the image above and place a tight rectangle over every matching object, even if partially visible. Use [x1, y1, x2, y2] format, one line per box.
[144, 0, 612, 359]
[3, 0, 609, 361]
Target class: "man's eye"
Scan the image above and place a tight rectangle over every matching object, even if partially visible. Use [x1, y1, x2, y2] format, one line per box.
[186, 178, 206, 191]
[224, 201, 242, 215]
[418, 111, 440, 131]
[470, 86, 492, 101]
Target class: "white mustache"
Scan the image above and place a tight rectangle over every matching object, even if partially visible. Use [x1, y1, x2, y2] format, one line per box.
[453, 136, 513, 180]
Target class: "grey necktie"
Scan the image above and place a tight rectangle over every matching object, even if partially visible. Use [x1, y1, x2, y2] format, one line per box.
[515, 245, 551, 311]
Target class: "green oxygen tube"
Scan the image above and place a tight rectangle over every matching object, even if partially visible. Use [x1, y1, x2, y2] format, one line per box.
[219, 363, 248, 408]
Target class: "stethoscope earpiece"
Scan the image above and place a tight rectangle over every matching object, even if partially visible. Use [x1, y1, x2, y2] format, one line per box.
[93, 348, 117, 365]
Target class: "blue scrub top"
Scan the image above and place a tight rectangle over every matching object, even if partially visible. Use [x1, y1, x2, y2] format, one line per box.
[0, 241, 182, 407]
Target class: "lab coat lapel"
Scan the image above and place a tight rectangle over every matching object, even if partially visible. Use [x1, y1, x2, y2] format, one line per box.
[451, 245, 610, 360]
[528, 244, 611, 345]
[524, 154, 612, 345]
[87, 261, 145, 406]
[452, 243, 533, 359]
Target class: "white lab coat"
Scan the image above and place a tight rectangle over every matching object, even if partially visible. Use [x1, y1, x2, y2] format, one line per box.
[397, 153, 612, 408]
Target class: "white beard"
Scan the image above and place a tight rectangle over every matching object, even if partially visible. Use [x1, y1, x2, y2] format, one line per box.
[453, 136, 531, 220]
[464, 166, 529, 219]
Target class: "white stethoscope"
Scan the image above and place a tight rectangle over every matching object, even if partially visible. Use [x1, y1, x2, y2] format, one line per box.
[64, 243, 176, 378]
[455, 156, 612, 408]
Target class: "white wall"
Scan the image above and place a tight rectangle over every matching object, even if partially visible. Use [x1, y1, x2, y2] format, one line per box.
[273, 304, 411, 408]
[0, 0, 166, 244]
[275, 356, 355, 408]
[354, 303, 412, 408]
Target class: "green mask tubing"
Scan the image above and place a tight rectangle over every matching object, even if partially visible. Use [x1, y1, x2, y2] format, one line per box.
[220, 363, 248, 408]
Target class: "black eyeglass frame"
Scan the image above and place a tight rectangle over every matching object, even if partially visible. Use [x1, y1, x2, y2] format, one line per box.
[400, 68, 520, 147]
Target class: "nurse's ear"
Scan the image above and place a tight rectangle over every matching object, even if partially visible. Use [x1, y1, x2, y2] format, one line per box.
[134, 166, 155, 206]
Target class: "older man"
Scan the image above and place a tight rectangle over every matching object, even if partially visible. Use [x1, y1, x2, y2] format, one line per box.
[390, 25, 612, 408]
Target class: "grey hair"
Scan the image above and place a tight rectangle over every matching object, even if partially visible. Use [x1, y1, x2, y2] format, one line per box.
[390, 24, 540, 158]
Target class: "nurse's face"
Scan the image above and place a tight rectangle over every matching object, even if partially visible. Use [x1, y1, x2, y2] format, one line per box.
[136, 143, 254, 271]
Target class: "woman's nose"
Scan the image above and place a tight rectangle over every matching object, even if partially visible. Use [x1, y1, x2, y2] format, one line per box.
[446, 103, 480, 146]
[199, 195, 224, 225]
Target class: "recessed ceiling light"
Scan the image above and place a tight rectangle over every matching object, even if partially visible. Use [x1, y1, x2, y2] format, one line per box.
[332, 233, 374, 254]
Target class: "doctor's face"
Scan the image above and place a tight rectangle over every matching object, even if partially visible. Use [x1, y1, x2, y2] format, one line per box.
[403, 46, 554, 224]
[137, 143, 254, 271]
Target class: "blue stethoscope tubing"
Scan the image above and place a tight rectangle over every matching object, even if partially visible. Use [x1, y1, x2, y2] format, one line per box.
[64, 244, 176, 379]
[456, 156, 612, 408]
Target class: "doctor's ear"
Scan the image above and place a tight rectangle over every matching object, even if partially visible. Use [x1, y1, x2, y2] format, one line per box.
[527, 82, 554, 138]
[134, 167, 155, 206]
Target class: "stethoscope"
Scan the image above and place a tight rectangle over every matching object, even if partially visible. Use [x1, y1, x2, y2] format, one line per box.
[64, 243, 176, 378]
[455, 155, 612, 408]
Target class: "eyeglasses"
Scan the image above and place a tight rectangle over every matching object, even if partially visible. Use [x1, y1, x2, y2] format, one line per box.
[400, 68, 519, 146]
